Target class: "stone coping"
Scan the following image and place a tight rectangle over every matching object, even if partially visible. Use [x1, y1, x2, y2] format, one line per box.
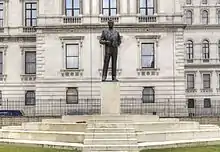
[0, 130, 85, 135]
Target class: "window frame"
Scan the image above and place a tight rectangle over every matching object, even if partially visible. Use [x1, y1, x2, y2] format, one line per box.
[0, 2, 4, 27]
[204, 98, 211, 108]
[186, 74, 195, 89]
[65, 0, 81, 16]
[201, 10, 209, 24]
[142, 87, 155, 103]
[25, 51, 36, 75]
[202, 73, 211, 89]
[102, 0, 117, 16]
[141, 42, 155, 69]
[201, 0, 207, 4]
[24, 2, 37, 27]
[186, 40, 194, 60]
[139, 0, 155, 16]
[202, 39, 210, 61]
[66, 87, 79, 104]
[186, 0, 192, 5]
[217, 10, 220, 24]
[25, 90, 36, 106]
[185, 10, 193, 25]
[188, 98, 195, 108]
[65, 43, 80, 69]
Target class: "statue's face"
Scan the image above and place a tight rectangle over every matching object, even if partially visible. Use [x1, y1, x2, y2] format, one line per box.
[108, 21, 114, 28]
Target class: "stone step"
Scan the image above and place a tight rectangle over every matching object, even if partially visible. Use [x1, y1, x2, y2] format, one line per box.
[199, 125, 219, 129]
[137, 129, 220, 143]
[87, 123, 134, 128]
[0, 130, 84, 143]
[2, 126, 22, 130]
[21, 122, 87, 132]
[42, 119, 63, 123]
[159, 118, 179, 122]
[85, 133, 136, 139]
[134, 121, 199, 132]
[87, 128, 135, 133]
[83, 145, 138, 151]
[84, 139, 137, 145]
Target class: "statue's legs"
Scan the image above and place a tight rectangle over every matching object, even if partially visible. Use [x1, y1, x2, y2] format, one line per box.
[111, 48, 118, 81]
[102, 49, 111, 81]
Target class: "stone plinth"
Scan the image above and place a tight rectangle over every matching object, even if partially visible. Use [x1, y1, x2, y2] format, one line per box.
[101, 82, 120, 115]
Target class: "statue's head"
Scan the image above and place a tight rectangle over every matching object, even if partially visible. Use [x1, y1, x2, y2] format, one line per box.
[108, 19, 114, 28]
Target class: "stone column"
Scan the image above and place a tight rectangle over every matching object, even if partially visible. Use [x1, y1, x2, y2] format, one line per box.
[101, 82, 120, 115]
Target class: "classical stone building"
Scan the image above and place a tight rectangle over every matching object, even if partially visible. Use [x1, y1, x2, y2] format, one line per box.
[0, 0, 209, 116]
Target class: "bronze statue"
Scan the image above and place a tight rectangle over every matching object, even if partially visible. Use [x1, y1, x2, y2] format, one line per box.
[99, 19, 121, 82]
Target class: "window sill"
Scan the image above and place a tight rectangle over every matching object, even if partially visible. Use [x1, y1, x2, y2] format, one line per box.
[186, 88, 197, 93]
[200, 88, 213, 93]
[63, 16, 82, 24]
[23, 27, 36, 33]
[99, 15, 120, 23]
[21, 74, 36, 81]
[61, 69, 84, 77]
[137, 68, 160, 76]
[98, 69, 122, 76]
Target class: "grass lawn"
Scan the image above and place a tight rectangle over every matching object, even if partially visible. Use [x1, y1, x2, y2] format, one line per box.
[0, 144, 80, 152]
[141, 145, 220, 152]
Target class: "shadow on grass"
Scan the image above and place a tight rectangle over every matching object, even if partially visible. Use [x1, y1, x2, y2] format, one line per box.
[140, 145, 220, 152]
[0, 144, 81, 152]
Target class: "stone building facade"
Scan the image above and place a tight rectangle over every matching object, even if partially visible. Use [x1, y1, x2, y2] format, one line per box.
[0, 0, 210, 116]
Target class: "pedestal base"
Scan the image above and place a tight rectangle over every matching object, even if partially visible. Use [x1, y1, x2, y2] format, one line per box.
[101, 82, 120, 115]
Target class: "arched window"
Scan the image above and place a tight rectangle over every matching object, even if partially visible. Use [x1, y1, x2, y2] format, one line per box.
[217, 10, 220, 24]
[202, 40, 210, 62]
[142, 87, 155, 103]
[201, 10, 209, 24]
[186, 0, 192, 5]
[186, 10, 193, 24]
[66, 87, 78, 104]
[186, 40, 194, 62]
[202, 0, 207, 4]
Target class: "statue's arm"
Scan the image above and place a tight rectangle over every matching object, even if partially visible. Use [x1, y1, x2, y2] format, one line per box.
[118, 32, 121, 46]
[99, 30, 107, 45]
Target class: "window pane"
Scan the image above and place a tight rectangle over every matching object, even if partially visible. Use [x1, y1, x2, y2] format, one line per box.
[103, 0, 109, 8]
[110, 0, 117, 8]
[66, 57, 79, 68]
[0, 11, 3, 19]
[0, 3, 3, 10]
[66, 0, 73, 8]
[66, 10, 73, 16]
[26, 19, 31, 26]
[110, 9, 117, 15]
[26, 63, 36, 74]
[66, 45, 79, 56]
[140, 0, 146, 7]
[0, 64, 2, 74]
[147, 9, 154, 15]
[32, 10, 37, 18]
[26, 52, 36, 62]
[141, 44, 154, 55]
[74, 10, 80, 16]
[140, 9, 146, 15]
[148, 0, 154, 7]
[32, 3, 37, 9]
[26, 3, 31, 9]
[74, 0, 80, 8]
[142, 56, 154, 68]
[103, 9, 109, 15]
[32, 19, 37, 26]
[26, 10, 31, 18]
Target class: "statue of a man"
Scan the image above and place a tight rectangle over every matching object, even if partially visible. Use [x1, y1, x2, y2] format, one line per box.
[99, 19, 121, 82]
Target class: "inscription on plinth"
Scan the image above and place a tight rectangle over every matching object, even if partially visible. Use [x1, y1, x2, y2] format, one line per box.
[101, 82, 120, 115]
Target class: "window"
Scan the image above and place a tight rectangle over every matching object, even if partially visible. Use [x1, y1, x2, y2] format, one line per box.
[0, 3, 3, 27]
[139, 0, 154, 15]
[25, 91, 35, 105]
[202, 40, 210, 62]
[0, 52, 2, 75]
[219, 74, 220, 89]
[66, 44, 79, 69]
[187, 74, 195, 89]
[202, 0, 207, 4]
[201, 10, 208, 24]
[218, 40, 220, 59]
[102, 0, 117, 16]
[185, 10, 193, 24]
[218, 10, 220, 24]
[204, 98, 211, 108]
[65, 0, 80, 16]
[186, 40, 193, 61]
[25, 2, 37, 26]
[203, 74, 211, 89]
[188, 99, 195, 108]
[186, 0, 192, 4]
[66, 88, 78, 104]
[25, 52, 36, 74]
[142, 87, 155, 103]
[141, 43, 154, 68]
